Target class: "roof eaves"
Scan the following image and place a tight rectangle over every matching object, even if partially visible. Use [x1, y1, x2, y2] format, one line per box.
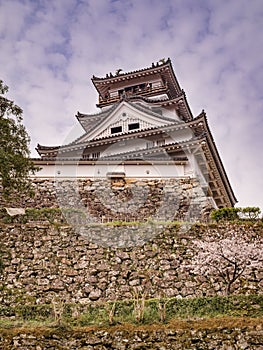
[91, 58, 172, 82]
[76, 109, 110, 120]
[99, 137, 200, 160]
[126, 100, 176, 123]
[199, 113, 237, 205]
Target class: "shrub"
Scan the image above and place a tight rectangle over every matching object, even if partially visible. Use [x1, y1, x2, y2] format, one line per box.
[239, 207, 261, 220]
[210, 207, 261, 222]
[210, 207, 239, 222]
[0, 207, 63, 224]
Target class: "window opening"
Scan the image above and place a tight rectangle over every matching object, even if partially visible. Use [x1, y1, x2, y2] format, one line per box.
[128, 122, 140, 131]
[156, 139, 165, 146]
[92, 152, 100, 159]
[111, 126, 122, 134]
[146, 141, 154, 149]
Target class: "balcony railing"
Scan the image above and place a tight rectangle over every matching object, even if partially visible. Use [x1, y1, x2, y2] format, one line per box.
[97, 84, 168, 107]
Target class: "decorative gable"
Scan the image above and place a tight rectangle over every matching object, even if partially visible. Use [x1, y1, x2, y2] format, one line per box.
[95, 114, 156, 139]
[78, 101, 174, 143]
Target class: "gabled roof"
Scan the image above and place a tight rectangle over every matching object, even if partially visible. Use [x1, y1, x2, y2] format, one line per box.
[36, 114, 204, 158]
[76, 107, 112, 132]
[73, 99, 177, 143]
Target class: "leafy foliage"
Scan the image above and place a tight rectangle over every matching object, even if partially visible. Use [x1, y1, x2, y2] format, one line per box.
[0, 295, 262, 327]
[239, 207, 261, 220]
[211, 207, 261, 222]
[210, 207, 239, 222]
[0, 80, 37, 198]
[0, 207, 63, 224]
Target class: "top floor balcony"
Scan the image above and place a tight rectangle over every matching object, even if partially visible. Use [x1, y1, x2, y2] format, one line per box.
[97, 82, 169, 107]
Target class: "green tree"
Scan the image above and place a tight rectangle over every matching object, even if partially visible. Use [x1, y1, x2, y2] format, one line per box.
[0, 80, 37, 198]
[240, 207, 261, 220]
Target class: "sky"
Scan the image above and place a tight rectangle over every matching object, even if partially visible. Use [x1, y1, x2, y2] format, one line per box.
[1, 0, 263, 212]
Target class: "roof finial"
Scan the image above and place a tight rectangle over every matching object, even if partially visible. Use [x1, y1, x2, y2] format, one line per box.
[115, 69, 123, 76]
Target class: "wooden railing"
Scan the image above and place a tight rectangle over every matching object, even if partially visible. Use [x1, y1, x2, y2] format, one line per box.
[98, 85, 168, 106]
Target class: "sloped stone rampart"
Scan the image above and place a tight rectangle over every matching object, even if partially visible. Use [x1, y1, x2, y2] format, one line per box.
[0, 223, 262, 305]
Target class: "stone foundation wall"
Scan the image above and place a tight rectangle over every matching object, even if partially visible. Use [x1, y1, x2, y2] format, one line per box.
[1, 321, 263, 349]
[0, 223, 262, 305]
[0, 177, 212, 222]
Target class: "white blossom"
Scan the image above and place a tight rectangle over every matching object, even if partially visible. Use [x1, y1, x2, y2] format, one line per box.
[189, 230, 263, 295]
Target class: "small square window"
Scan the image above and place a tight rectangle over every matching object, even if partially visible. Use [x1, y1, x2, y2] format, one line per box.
[111, 126, 122, 134]
[128, 122, 140, 131]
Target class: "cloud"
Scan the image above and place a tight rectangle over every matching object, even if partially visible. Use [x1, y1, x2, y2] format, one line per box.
[0, 0, 262, 211]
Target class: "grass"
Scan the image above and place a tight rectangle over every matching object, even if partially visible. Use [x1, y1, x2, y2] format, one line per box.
[0, 317, 262, 343]
[0, 294, 262, 329]
[1, 206, 262, 227]
[0, 207, 64, 224]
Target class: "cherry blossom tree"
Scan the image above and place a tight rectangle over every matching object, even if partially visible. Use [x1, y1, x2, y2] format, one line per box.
[189, 230, 263, 295]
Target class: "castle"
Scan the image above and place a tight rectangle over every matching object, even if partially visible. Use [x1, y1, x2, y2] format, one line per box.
[34, 58, 236, 220]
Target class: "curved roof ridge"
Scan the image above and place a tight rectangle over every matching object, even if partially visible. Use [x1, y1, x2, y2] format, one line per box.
[127, 100, 177, 123]
[37, 144, 60, 150]
[63, 116, 190, 147]
[77, 110, 107, 118]
[100, 137, 199, 160]
[76, 102, 118, 119]
[125, 94, 169, 104]
[92, 58, 171, 81]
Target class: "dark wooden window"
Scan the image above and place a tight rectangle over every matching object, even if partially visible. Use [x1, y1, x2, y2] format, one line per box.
[128, 122, 140, 131]
[111, 126, 122, 134]
[92, 152, 100, 159]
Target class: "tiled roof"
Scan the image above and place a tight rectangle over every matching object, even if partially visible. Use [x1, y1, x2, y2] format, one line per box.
[92, 58, 172, 81]
[72, 99, 178, 142]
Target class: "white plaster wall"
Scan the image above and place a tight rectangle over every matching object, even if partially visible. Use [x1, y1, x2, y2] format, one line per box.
[122, 164, 185, 178]
[34, 165, 57, 178]
[167, 128, 193, 144]
[101, 139, 148, 156]
[33, 163, 185, 179]
[161, 108, 181, 121]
